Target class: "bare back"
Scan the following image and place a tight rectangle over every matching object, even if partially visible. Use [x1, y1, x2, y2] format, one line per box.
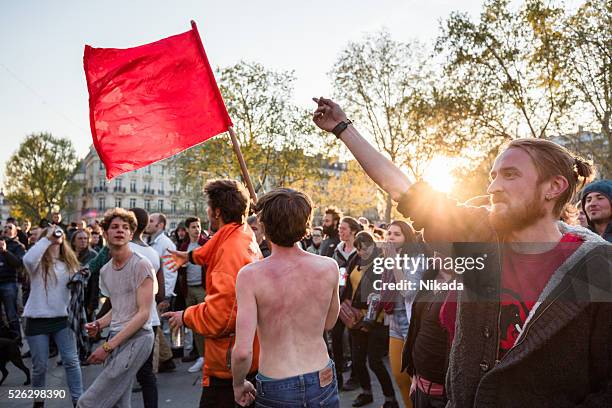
[249, 248, 339, 378]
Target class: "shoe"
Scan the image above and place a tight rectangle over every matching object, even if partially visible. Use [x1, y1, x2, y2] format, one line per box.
[352, 393, 374, 407]
[381, 400, 399, 408]
[181, 351, 198, 363]
[158, 359, 176, 372]
[343, 377, 360, 391]
[188, 357, 204, 373]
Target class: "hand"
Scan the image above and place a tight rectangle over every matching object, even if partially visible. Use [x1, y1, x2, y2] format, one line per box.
[162, 249, 188, 271]
[84, 321, 100, 337]
[0, 240, 6, 253]
[157, 300, 170, 313]
[162, 310, 184, 330]
[87, 345, 109, 364]
[233, 380, 256, 406]
[312, 97, 348, 132]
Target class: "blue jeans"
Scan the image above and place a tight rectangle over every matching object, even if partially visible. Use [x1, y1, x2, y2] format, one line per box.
[27, 326, 83, 402]
[0, 282, 20, 338]
[255, 360, 340, 408]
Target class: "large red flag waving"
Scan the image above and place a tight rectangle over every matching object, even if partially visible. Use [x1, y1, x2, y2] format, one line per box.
[84, 21, 232, 179]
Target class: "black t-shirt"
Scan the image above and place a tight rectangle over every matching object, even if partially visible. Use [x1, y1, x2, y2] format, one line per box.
[412, 289, 449, 385]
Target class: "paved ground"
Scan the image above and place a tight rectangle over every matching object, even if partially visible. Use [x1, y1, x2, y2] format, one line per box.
[1, 342, 405, 407]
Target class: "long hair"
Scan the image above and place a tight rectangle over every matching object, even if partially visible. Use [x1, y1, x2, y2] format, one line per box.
[388, 220, 418, 254]
[40, 227, 80, 293]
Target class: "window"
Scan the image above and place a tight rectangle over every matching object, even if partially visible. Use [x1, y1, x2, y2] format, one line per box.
[98, 197, 105, 211]
[115, 178, 122, 188]
[160, 166, 165, 176]
[130, 180, 137, 192]
[185, 201, 190, 212]
[145, 199, 151, 211]
[115, 198, 122, 208]
[170, 222, 176, 229]
[158, 200, 164, 211]
[98, 178, 105, 188]
[98, 161, 104, 170]
[145, 166, 151, 174]
[171, 202, 177, 213]
[129, 198, 137, 208]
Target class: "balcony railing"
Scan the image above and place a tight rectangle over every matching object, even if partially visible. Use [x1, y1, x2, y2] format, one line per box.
[93, 186, 108, 193]
[143, 187, 155, 195]
[113, 186, 126, 193]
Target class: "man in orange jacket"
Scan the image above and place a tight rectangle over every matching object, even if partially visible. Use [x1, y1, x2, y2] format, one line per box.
[163, 179, 262, 408]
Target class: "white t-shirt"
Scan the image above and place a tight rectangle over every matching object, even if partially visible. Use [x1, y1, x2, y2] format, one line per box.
[128, 242, 160, 326]
[99, 252, 154, 332]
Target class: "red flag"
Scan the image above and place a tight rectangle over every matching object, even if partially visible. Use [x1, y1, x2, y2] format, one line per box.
[84, 22, 232, 179]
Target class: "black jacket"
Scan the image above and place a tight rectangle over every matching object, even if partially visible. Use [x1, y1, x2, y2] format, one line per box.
[398, 182, 612, 408]
[0, 238, 26, 283]
[320, 234, 340, 258]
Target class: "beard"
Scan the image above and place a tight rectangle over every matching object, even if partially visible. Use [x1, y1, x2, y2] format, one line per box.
[489, 192, 546, 234]
[322, 224, 337, 237]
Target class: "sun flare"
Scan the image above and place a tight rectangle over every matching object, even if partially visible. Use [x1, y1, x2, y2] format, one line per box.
[422, 156, 456, 193]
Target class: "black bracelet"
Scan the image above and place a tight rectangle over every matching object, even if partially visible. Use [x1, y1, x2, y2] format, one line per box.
[331, 119, 352, 138]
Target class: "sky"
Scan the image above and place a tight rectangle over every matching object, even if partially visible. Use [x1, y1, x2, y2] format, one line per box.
[0, 0, 492, 185]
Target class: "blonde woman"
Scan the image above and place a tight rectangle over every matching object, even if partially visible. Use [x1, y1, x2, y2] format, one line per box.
[23, 225, 83, 407]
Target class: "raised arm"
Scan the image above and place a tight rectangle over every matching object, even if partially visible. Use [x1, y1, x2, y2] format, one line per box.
[313, 97, 411, 201]
[23, 236, 53, 274]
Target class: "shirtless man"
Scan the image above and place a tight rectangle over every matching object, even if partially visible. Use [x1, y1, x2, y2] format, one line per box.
[232, 188, 341, 408]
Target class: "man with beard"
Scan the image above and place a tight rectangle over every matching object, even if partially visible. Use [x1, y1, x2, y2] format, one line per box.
[320, 207, 342, 258]
[163, 179, 261, 408]
[312, 97, 612, 407]
[581, 179, 612, 242]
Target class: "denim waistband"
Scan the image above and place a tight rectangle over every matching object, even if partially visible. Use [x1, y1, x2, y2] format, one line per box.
[256, 359, 335, 392]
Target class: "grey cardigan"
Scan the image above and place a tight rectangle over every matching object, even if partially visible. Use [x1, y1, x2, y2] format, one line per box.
[398, 183, 612, 407]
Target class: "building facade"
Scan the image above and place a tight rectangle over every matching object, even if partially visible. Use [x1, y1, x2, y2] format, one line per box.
[75, 146, 196, 231]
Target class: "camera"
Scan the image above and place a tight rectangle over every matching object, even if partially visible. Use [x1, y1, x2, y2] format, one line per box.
[53, 229, 64, 238]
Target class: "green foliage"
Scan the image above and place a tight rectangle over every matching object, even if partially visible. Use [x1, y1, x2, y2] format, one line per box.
[170, 61, 327, 200]
[5, 132, 79, 221]
[437, 0, 571, 140]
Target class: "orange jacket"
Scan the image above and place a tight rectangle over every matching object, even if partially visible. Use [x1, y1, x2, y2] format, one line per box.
[183, 222, 262, 386]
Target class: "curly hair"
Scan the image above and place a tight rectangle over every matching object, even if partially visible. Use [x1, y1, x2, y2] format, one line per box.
[101, 208, 137, 232]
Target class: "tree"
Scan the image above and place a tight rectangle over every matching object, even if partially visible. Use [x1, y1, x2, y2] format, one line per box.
[554, 0, 612, 177]
[289, 160, 382, 221]
[437, 0, 571, 140]
[331, 31, 468, 221]
[171, 61, 326, 197]
[4, 132, 79, 221]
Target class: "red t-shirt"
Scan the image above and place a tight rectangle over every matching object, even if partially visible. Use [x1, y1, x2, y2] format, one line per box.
[499, 233, 582, 356]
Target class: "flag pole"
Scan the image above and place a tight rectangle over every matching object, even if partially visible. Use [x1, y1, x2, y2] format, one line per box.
[228, 127, 257, 203]
[190, 20, 257, 203]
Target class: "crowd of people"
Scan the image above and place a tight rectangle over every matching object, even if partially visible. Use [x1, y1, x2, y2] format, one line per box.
[0, 98, 610, 408]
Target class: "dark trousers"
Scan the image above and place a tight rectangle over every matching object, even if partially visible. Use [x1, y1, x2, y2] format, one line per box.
[350, 324, 395, 398]
[331, 319, 345, 384]
[136, 327, 158, 408]
[411, 387, 447, 408]
[199, 374, 256, 408]
[0, 282, 20, 340]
